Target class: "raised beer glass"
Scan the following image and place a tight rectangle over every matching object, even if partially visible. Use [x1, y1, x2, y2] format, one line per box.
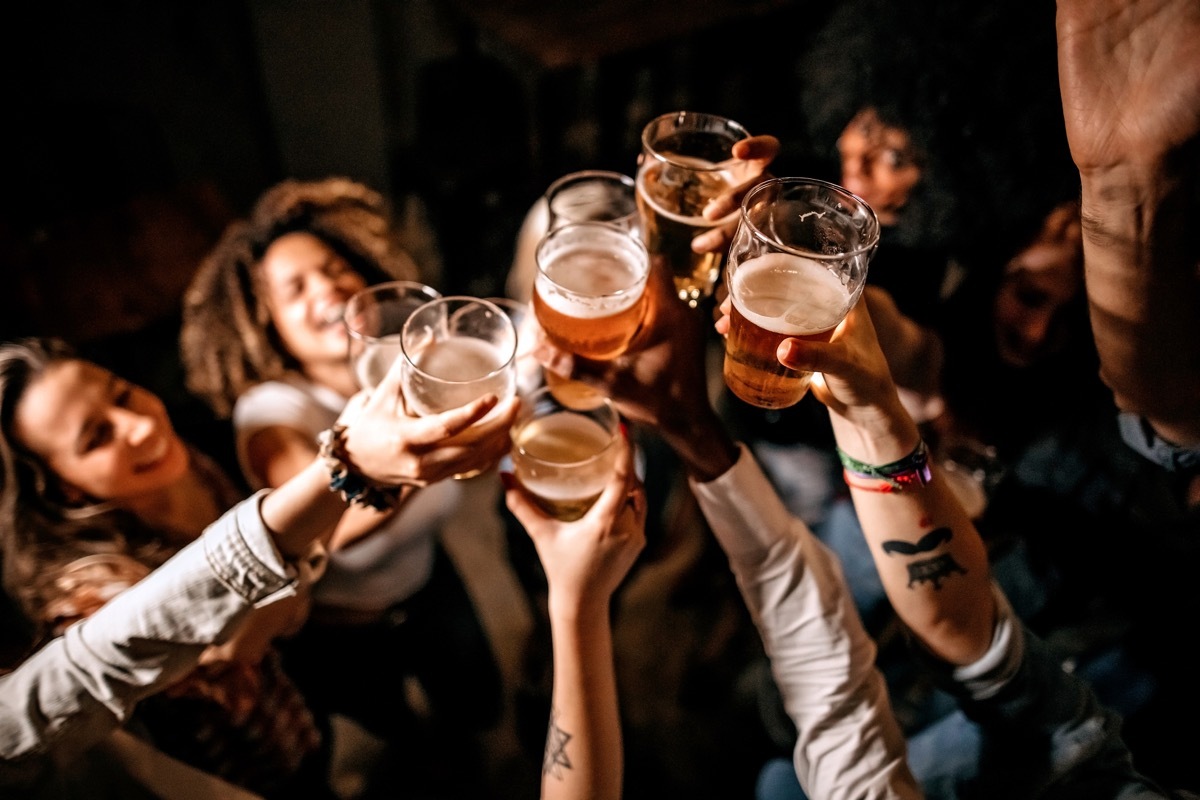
[344, 281, 442, 390]
[511, 385, 621, 521]
[723, 177, 879, 409]
[533, 221, 649, 361]
[400, 295, 518, 415]
[637, 110, 752, 308]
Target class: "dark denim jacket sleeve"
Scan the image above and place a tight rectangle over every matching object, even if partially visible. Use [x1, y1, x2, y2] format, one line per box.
[0, 490, 299, 771]
[911, 586, 1176, 799]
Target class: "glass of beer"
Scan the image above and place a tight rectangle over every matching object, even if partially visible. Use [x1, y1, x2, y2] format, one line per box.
[511, 385, 621, 521]
[533, 220, 649, 361]
[723, 177, 879, 409]
[400, 296, 518, 418]
[545, 170, 641, 235]
[344, 281, 442, 390]
[636, 110, 752, 308]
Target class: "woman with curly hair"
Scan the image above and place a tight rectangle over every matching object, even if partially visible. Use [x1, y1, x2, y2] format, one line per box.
[180, 176, 512, 791]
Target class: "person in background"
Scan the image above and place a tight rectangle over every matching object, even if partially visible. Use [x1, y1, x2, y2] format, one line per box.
[181, 176, 518, 793]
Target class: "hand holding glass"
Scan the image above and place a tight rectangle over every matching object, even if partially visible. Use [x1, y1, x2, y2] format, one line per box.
[637, 110, 752, 307]
[511, 385, 621, 521]
[723, 177, 879, 409]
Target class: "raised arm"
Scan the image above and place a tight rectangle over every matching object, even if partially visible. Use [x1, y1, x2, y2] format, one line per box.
[1056, 0, 1200, 448]
[503, 436, 646, 800]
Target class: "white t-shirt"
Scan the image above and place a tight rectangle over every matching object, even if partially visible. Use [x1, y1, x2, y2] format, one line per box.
[233, 374, 459, 611]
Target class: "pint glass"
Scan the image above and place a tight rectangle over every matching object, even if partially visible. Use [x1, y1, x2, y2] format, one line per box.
[637, 111, 752, 307]
[533, 221, 649, 361]
[723, 178, 879, 409]
[344, 281, 442, 390]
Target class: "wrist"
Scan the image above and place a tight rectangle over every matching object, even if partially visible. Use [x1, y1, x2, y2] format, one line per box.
[828, 398, 922, 467]
[659, 407, 739, 483]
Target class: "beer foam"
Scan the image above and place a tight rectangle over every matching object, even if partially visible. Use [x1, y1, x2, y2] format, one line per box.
[537, 246, 645, 318]
[731, 253, 851, 335]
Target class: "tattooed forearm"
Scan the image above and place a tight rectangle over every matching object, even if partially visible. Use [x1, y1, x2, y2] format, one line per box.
[880, 527, 966, 589]
[544, 708, 574, 779]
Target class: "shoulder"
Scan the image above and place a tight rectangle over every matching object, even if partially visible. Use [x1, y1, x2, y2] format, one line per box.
[232, 376, 342, 437]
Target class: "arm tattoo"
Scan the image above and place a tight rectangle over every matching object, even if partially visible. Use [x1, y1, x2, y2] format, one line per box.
[544, 707, 574, 779]
[880, 527, 967, 589]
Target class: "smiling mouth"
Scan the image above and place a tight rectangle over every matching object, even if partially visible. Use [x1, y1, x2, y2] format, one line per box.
[134, 438, 171, 473]
[319, 303, 348, 329]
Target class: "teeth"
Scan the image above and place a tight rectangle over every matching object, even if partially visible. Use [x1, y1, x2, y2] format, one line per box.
[321, 304, 347, 326]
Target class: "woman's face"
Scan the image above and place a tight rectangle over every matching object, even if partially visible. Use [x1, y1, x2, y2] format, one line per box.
[13, 359, 189, 503]
[992, 202, 1084, 368]
[260, 231, 369, 369]
[837, 108, 923, 226]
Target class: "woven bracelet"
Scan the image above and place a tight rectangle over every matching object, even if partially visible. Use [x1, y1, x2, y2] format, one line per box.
[837, 439, 932, 492]
[317, 425, 402, 512]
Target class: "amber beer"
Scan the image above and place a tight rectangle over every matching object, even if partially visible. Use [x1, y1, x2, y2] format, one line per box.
[724, 253, 853, 409]
[636, 156, 740, 306]
[534, 222, 649, 361]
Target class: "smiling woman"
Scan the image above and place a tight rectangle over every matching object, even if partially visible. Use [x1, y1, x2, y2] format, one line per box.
[0, 336, 331, 796]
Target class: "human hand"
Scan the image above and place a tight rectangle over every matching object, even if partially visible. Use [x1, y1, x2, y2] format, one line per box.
[1057, 0, 1200, 172]
[504, 435, 646, 618]
[690, 134, 781, 254]
[338, 354, 520, 487]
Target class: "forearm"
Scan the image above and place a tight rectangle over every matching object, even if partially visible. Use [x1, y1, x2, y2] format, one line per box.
[258, 458, 346, 559]
[542, 600, 622, 800]
[1078, 158, 1200, 446]
[690, 448, 920, 799]
[829, 405, 995, 665]
[0, 493, 302, 761]
[657, 405, 740, 483]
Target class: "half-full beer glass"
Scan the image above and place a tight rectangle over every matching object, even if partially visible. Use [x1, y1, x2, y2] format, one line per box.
[637, 111, 752, 307]
[511, 385, 621, 521]
[533, 221, 649, 361]
[723, 177, 879, 409]
[344, 281, 442, 390]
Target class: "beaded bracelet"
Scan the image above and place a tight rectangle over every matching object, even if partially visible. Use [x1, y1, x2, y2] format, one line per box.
[316, 425, 402, 511]
[837, 439, 932, 493]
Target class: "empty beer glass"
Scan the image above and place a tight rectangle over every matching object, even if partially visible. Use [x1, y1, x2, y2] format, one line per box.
[511, 385, 621, 521]
[533, 221, 649, 361]
[344, 281, 442, 390]
[637, 110, 752, 307]
[723, 177, 879, 409]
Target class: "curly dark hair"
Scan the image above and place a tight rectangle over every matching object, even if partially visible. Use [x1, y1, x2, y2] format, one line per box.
[0, 338, 177, 631]
[181, 177, 420, 418]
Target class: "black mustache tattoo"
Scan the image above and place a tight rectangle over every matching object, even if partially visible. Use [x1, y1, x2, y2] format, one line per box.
[881, 527, 952, 556]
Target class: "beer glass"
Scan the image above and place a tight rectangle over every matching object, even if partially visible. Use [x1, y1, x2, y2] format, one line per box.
[545, 170, 640, 235]
[400, 296, 518, 418]
[723, 177, 879, 409]
[637, 111, 752, 308]
[511, 385, 621, 521]
[344, 281, 442, 390]
[533, 221, 649, 361]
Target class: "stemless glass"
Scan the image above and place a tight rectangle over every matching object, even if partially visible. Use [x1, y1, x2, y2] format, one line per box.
[533, 221, 649, 361]
[545, 169, 641, 235]
[723, 177, 879, 409]
[400, 296, 518, 417]
[344, 281, 442, 390]
[636, 110, 753, 307]
[511, 385, 621, 521]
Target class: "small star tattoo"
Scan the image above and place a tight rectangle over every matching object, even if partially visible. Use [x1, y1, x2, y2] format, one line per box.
[543, 708, 574, 779]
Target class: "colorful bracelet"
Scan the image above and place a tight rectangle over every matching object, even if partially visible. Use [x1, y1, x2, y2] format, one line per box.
[316, 425, 402, 512]
[838, 439, 932, 492]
